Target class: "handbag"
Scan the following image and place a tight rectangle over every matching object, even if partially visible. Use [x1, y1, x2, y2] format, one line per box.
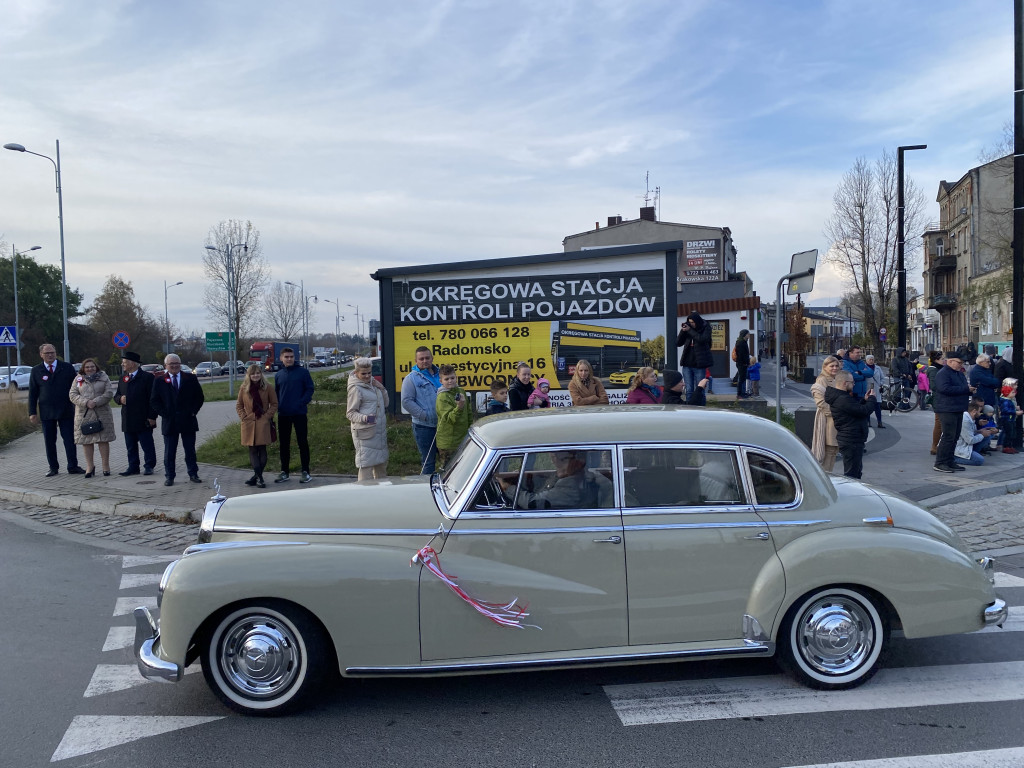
[81, 411, 104, 435]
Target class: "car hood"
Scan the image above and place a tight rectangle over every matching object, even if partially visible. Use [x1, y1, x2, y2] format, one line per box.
[212, 475, 446, 537]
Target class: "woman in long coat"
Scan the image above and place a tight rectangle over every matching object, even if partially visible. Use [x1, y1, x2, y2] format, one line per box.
[236, 364, 279, 488]
[568, 359, 609, 406]
[347, 357, 390, 481]
[811, 355, 841, 472]
[68, 357, 117, 477]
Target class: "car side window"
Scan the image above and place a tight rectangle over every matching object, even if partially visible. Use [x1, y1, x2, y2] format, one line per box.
[747, 452, 797, 506]
[471, 454, 523, 510]
[489, 449, 615, 512]
[622, 448, 744, 507]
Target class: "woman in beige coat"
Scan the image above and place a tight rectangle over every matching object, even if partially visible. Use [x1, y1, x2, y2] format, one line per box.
[236, 364, 279, 488]
[68, 358, 117, 477]
[811, 355, 841, 472]
[568, 359, 609, 406]
[347, 358, 390, 481]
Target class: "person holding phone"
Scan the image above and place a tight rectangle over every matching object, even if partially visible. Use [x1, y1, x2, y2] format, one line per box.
[347, 357, 389, 481]
[825, 370, 876, 479]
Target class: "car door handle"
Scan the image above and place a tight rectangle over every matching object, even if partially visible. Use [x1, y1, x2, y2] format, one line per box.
[744, 532, 770, 541]
[593, 536, 622, 544]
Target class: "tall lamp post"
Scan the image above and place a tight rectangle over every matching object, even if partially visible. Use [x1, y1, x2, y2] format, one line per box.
[206, 243, 246, 396]
[322, 299, 343, 360]
[12, 244, 41, 366]
[897, 144, 927, 350]
[164, 280, 184, 355]
[347, 304, 362, 354]
[284, 281, 317, 362]
[4, 141, 70, 362]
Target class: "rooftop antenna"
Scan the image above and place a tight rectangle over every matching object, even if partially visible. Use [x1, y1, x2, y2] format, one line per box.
[642, 171, 652, 206]
[654, 185, 661, 220]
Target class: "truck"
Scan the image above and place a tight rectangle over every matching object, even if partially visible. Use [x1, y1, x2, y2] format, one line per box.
[249, 340, 303, 372]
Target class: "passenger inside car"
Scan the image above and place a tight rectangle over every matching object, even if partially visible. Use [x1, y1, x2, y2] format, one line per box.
[497, 449, 614, 510]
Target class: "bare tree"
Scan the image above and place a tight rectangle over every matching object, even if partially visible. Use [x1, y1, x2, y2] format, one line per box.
[265, 280, 304, 339]
[823, 150, 927, 359]
[202, 219, 270, 357]
[978, 121, 1012, 164]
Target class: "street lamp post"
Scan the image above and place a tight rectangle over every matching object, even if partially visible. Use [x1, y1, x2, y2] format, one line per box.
[12, 244, 41, 366]
[347, 304, 362, 354]
[322, 299, 343, 360]
[5, 140, 70, 362]
[284, 281, 317, 362]
[206, 243, 246, 396]
[164, 280, 184, 356]
[897, 144, 927, 350]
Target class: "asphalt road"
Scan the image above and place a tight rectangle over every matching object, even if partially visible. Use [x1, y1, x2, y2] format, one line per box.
[4, 507, 1024, 768]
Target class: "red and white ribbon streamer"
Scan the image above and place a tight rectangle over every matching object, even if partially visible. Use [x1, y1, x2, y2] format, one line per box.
[411, 546, 540, 630]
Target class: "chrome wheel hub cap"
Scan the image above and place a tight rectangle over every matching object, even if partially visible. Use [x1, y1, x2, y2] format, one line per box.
[220, 615, 300, 697]
[798, 598, 873, 675]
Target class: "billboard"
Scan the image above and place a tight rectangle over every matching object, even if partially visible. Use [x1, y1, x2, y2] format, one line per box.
[391, 263, 667, 409]
[677, 239, 723, 283]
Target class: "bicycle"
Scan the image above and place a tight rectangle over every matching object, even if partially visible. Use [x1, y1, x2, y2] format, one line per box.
[879, 375, 916, 413]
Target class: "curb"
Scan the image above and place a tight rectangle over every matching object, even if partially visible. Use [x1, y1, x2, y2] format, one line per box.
[920, 479, 1024, 511]
[0, 485, 199, 524]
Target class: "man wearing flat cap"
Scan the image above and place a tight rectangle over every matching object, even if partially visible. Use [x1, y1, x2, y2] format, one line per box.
[115, 351, 158, 476]
[932, 349, 976, 473]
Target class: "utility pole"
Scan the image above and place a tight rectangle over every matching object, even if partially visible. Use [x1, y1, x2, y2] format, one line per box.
[897, 144, 927, 350]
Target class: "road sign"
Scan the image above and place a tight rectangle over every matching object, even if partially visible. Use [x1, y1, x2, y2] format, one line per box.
[787, 250, 818, 295]
[0, 326, 16, 346]
[112, 331, 131, 349]
[205, 331, 236, 352]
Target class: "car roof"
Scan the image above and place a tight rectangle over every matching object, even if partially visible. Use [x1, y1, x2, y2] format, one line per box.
[473, 406, 811, 457]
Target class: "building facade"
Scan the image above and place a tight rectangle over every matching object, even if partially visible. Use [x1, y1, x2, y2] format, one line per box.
[921, 154, 1012, 353]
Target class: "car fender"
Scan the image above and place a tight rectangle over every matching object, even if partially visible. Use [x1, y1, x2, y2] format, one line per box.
[157, 541, 422, 672]
[769, 527, 995, 639]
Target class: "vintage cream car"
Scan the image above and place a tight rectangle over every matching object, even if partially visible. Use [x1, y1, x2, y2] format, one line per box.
[134, 407, 1006, 714]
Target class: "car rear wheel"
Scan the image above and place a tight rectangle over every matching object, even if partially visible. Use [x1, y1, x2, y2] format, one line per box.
[778, 587, 887, 690]
[201, 601, 329, 715]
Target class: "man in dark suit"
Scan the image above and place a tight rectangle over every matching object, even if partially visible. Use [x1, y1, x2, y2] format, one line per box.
[150, 354, 205, 486]
[28, 342, 84, 477]
[115, 350, 158, 476]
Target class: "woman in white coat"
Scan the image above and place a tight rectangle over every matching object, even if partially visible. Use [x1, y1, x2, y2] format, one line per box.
[68, 357, 117, 477]
[346, 357, 389, 480]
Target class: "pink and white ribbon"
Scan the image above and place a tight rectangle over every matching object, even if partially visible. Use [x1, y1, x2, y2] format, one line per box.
[411, 546, 540, 630]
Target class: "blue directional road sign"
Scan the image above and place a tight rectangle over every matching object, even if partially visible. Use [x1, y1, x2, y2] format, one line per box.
[112, 331, 131, 349]
[0, 326, 16, 346]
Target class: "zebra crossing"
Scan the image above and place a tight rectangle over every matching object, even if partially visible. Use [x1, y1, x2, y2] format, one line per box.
[602, 569, 1024, 766]
[50, 554, 225, 763]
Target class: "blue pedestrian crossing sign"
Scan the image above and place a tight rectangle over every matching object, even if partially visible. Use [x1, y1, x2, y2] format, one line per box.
[0, 326, 16, 346]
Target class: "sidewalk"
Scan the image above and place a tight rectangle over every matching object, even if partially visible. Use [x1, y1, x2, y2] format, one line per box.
[2, 369, 1022, 554]
[0, 400, 355, 524]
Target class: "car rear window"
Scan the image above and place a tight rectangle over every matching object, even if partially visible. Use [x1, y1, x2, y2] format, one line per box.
[746, 452, 798, 506]
[622, 448, 744, 507]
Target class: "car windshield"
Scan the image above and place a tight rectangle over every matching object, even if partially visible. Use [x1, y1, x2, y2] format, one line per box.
[441, 439, 485, 505]
[0, 367, 11, 376]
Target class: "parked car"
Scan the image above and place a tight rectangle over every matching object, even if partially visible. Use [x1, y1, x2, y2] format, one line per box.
[141, 364, 164, 376]
[134, 407, 1006, 715]
[308, 358, 325, 368]
[608, 366, 660, 385]
[194, 362, 223, 378]
[228, 360, 247, 375]
[0, 365, 32, 390]
[180, 364, 193, 374]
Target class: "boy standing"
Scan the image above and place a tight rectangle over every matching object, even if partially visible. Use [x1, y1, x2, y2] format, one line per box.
[486, 380, 510, 415]
[435, 364, 473, 470]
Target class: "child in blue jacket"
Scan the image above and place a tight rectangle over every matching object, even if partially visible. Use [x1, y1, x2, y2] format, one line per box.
[747, 360, 761, 396]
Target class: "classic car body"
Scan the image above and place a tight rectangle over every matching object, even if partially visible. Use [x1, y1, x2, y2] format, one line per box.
[135, 407, 1006, 714]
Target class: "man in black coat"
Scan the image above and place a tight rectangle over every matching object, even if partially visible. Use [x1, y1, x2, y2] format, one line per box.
[825, 370, 876, 479]
[115, 350, 158, 476]
[676, 311, 714, 397]
[28, 342, 84, 477]
[734, 329, 751, 398]
[150, 354, 205, 486]
[932, 349, 975, 473]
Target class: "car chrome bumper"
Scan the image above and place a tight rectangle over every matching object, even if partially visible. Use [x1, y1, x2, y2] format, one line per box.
[984, 598, 1008, 627]
[133, 606, 182, 683]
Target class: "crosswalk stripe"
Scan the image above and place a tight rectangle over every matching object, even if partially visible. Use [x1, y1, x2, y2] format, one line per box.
[102, 626, 134, 652]
[604, 661, 1024, 726]
[994, 572, 1024, 588]
[83, 663, 199, 697]
[51, 715, 224, 762]
[783, 746, 1024, 767]
[121, 555, 178, 569]
[113, 596, 156, 616]
[119, 573, 161, 590]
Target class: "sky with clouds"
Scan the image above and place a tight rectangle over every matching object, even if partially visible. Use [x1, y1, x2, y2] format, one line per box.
[0, 0, 1013, 340]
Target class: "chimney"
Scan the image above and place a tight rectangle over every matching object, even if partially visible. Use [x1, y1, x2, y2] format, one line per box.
[640, 206, 656, 222]
[608, 215, 623, 227]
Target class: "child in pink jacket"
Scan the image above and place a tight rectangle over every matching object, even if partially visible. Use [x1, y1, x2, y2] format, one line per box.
[527, 378, 552, 408]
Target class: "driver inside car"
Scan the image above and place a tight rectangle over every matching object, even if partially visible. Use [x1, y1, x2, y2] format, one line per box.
[498, 450, 614, 510]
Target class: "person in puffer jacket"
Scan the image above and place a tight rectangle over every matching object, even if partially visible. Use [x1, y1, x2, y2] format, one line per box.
[528, 378, 552, 408]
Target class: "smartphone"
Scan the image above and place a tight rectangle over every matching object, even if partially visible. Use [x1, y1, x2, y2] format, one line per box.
[365, 414, 376, 425]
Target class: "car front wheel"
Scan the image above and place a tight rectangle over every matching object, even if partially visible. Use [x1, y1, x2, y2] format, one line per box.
[778, 587, 887, 690]
[201, 601, 329, 715]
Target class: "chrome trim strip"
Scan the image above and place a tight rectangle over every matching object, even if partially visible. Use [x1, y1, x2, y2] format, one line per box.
[450, 525, 623, 536]
[765, 519, 831, 527]
[157, 560, 178, 608]
[203, 527, 440, 537]
[183, 541, 312, 555]
[198, 496, 226, 544]
[621, 504, 754, 517]
[984, 598, 1008, 627]
[862, 516, 893, 526]
[346, 643, 774, 676]
[625, 521, 765, 531]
